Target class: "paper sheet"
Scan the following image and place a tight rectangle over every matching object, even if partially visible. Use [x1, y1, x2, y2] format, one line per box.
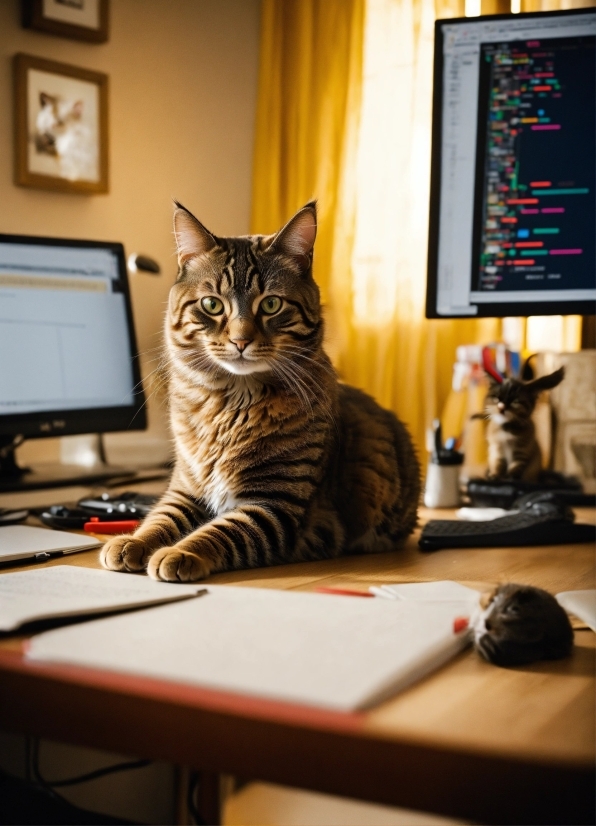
[28, 584, 471, 711]
[371, 581, 482, 604]
[556, 590, 596, 633]
[0, 565, 204, 632]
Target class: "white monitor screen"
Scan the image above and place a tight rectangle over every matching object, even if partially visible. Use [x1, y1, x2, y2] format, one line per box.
[429, 10, 596, 317]
[0, 240, 137, 417]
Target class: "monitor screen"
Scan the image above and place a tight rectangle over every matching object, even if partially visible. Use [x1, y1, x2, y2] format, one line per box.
[426, 8, 596, 318]
[0, 234, 146, 438]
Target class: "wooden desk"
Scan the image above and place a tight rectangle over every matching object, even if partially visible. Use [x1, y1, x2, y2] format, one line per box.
[0, 498, 594, 825]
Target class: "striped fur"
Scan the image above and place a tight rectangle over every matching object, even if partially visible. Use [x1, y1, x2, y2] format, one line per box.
[101, 201, 420, 581]
[483, 369, 565, 481]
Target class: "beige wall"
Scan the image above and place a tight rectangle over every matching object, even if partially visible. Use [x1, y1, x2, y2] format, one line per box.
[0, 0, 261, 461]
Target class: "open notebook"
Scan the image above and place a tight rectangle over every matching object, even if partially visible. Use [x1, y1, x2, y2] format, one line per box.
[27, 584, 474, 712]
[0, 565, 205, 632]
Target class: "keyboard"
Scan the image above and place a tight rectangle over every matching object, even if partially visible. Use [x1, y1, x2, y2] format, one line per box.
[419, 510, 595, 551]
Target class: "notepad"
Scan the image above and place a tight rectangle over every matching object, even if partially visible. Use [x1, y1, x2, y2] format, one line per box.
[0, 525, 101, 564]
[370, 581, 482, 604]
[556, 590, 596, 633]
[27, 585, 472, 711]
[0, 565, 205, 632]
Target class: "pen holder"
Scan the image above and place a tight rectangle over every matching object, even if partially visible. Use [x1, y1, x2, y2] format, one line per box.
[424, 462, 462, 508]
[424, 419, 464, 508]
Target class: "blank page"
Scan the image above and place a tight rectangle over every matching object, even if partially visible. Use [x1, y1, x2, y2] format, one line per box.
[28, 585, 472, 711]
[0, 565, 204, 632]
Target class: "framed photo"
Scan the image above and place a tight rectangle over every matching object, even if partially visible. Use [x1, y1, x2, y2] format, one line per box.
[13, 53, 108, 195]
[557, 421, 596, 494]
[21, 0, 109, 43]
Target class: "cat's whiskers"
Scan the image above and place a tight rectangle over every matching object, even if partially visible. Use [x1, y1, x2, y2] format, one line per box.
[278, 346, 336, 378]
[288, 369, 337, 434]
[128, 376, 170, 425]
[128, 356, 173, 413]
[275, 354, 334, 417]
[273, 355, 336, 430]
[271, 354, 314, 406]
[185, 353, 220, 379]
[136, 343, 167, 357]
[171, 353, 215, 388]
[268, 360, 314, 419]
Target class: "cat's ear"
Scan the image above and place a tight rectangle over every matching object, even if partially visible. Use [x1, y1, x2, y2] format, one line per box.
[525, 366, 565, 393]
[268, 201, 317, 269]
[39, 92, 53, 107]
[173, 201, 218, 265]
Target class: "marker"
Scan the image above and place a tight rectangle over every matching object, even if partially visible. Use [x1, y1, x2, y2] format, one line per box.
[84, 518, 140, 534]
[453, 616, 470, 634]
[315, 586, 375, 598]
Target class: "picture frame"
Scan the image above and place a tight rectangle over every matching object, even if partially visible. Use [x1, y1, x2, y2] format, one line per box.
[13, 53, 109, 195]
[559, 421, 596, 494]
[21, 0, 109, 44]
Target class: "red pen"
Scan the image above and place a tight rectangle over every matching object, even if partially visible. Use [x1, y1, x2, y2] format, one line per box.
[315, 586, 375, 598]
[84, 518, 140, 534]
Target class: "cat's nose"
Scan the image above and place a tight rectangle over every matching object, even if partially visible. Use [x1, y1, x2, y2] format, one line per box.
[497, 402, 505, 412]
[232, 338, 252, 353]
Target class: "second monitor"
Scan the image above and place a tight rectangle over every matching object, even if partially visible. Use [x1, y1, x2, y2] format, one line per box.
[427, 8, 596, 318]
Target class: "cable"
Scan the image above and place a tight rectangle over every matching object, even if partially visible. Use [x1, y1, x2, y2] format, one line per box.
[30, 739, 68, 805]
[31, 738, 151, 790]
[46, 759, 152, 787]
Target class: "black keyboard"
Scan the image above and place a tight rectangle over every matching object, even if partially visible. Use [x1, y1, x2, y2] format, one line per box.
[419, 510, 595, 551]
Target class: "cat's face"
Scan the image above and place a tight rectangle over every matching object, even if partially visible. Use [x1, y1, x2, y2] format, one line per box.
[484, 368, 565, 425]
[485, 379, 536, 425]
[473, 583, 573, 666]
[36, 93, 83, 140]
[166, 202, 321, 381]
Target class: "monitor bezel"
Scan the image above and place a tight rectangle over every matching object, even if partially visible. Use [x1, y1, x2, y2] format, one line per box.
[426, 7, 596, 319]
[0, 232, 147, 438]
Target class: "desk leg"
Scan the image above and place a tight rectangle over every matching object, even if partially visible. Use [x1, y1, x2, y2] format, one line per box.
[194, 771, 222, 826]
[176, 767, 222, 826]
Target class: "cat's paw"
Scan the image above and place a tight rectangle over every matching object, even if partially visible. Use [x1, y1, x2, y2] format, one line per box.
[100, 534, 153, 572]
[147, 547, 211, 582]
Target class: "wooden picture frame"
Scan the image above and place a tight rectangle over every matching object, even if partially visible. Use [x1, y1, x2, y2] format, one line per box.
[13, 53, 109, 195]
[21, 0, 109, 44]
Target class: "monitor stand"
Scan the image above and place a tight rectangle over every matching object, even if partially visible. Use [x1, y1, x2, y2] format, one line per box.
[0, 435, 134, 493]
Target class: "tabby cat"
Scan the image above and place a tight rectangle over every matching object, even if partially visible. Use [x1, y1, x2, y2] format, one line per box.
[101, 201, 420, 581]
[481, 369, 565, 481]
[472, 583, 573, 666]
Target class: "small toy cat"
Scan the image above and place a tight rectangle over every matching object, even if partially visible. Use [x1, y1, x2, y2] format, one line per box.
[472, 583, 574, 666]
[481, 368, 565, 481]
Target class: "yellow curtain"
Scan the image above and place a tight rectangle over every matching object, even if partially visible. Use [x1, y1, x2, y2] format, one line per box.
[251, 0, 580, 461]
[251, 0, 365, 315]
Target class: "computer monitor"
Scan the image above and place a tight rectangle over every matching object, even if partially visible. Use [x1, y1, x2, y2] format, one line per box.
[426, 8, 596, 318]
[0, 233, 146, 490]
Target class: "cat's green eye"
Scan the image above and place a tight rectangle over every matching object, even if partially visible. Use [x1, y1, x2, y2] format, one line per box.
[201, 296, 224, 316]
[260, 296, 282, 315]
